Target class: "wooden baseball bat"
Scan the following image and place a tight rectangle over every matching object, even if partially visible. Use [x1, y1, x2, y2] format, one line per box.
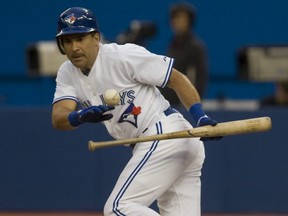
[88, 116, 272, 152]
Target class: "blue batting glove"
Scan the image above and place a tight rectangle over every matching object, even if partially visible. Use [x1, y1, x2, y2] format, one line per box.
[68, 105, 115, 127]
[189, 103, 222, 141]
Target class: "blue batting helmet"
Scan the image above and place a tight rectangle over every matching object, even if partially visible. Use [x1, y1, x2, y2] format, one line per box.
[56, 7, 99, 54]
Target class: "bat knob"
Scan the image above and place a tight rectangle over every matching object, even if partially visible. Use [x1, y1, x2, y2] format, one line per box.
[88, 141, 95, 152]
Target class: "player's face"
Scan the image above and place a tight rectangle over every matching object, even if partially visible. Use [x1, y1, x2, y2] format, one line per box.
[62, 33, 100, 72]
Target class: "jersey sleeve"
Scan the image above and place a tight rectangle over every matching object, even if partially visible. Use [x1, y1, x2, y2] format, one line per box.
[122, 44, 174, 88]
[52, 62, 78, 104]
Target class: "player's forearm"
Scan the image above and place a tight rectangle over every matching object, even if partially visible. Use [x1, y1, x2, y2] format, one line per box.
[52, 108, 77, 130]
[167, 69, 201, 109]
[52, 114, 76, 130]
[177, 83, 201, 109]
[174, 82, 201, 109]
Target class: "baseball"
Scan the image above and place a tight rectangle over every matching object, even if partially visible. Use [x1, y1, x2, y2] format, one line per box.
[104, 89, 120, 106]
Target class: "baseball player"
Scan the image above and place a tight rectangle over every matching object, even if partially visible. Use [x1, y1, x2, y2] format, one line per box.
[52, 7, 220, 216]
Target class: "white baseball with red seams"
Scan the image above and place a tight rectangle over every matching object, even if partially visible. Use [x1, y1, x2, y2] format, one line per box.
[104, 89, 120, 106]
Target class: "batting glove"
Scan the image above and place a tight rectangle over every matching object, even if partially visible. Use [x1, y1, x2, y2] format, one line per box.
[68, 105, 115, 127]
[189, 103, 222, 141]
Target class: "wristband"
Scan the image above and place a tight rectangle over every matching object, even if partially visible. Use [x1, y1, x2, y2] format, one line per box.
[189, 103, 207, 125]
[68, 110, 82, 127]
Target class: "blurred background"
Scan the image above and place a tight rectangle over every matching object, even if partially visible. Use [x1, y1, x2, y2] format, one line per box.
[0, 0, 288, 215]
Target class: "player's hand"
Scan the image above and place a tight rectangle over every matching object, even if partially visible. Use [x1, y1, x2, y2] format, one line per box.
[197, 115, 217, 127]
[189, 103, 222, 141]
[196, 115, 222, 141]
[68, 105, 115, 127]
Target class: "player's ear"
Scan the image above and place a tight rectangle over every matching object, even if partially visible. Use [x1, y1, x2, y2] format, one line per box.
[93, 32, 101, 45]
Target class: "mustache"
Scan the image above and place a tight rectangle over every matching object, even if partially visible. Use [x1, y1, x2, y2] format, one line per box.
[71, 53, 83, 58]
[70, 51, 84, 58]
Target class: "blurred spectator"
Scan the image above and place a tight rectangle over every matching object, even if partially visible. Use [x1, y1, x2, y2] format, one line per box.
[260, 81, 288, 106]
[160, 1, 209, 107]
[116, 20, 157, 47]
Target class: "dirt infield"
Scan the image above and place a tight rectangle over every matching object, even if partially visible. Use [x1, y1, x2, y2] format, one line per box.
[0, 213, 287, 216]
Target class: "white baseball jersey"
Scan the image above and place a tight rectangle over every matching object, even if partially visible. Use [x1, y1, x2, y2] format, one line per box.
[53, 43, 174, 139]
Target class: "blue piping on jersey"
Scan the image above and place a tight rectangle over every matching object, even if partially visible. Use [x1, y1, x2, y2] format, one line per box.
[112, 121, 163, 216]
[161, 58, 174, 88]
[52, 96, 78, 105]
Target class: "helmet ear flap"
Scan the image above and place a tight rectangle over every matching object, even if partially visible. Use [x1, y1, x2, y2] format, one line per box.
[56, 37, 66, 55]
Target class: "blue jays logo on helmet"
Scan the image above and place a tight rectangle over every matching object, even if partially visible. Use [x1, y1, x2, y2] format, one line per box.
[64, 14, 76, 26]
[56, 7, 99, 38]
